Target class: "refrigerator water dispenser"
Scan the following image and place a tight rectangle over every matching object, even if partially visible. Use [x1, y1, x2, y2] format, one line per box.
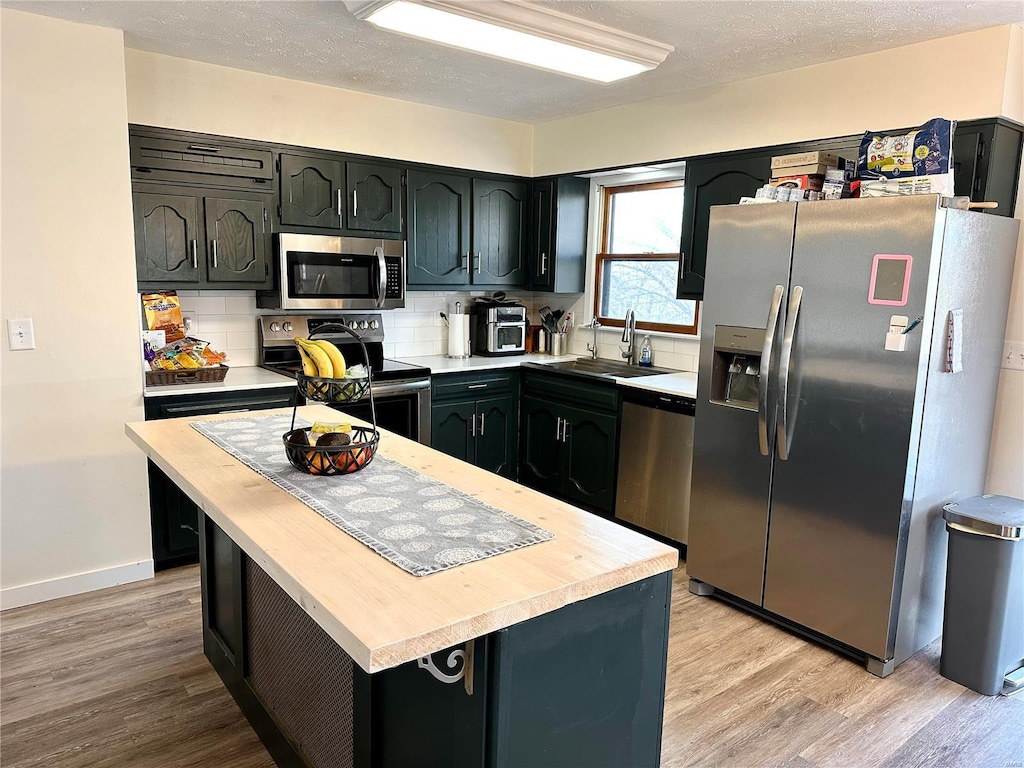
[709, 325, 766, 411]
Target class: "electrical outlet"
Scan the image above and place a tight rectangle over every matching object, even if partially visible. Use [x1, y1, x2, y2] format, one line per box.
[181, 311, 197, 335]
[1002, 341, 1024, 371]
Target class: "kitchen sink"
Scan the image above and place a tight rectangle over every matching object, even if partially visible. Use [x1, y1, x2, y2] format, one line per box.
[543, 358, 676, 379]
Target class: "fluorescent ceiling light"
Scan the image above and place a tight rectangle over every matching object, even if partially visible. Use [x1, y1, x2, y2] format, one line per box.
[348, 0, 673, 83]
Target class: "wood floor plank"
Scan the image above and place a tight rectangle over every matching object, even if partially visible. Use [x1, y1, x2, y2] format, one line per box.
[2, 561, 1020, 767]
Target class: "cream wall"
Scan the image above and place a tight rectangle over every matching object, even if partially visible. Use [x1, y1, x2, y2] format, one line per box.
[0, 9, 151, 607]
[533, 25, 1016, 175]
[124, 50, 533, 176]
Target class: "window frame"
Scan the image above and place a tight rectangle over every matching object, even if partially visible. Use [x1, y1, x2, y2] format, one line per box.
[593, 179, 698, 336]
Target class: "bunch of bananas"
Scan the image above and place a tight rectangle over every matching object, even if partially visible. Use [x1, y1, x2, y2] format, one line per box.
[295, 338, 347, 379]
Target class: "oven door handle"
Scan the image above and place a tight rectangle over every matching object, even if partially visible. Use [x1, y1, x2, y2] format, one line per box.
[375, 246, 387, 308]
[370, 379, 431, 396]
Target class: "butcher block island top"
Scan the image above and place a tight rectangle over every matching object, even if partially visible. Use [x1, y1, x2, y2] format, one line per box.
[126, 404, 678, 674]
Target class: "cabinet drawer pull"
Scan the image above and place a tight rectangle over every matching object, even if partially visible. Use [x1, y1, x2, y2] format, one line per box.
[467, 383, 488, 389]
[187, 144, 219, 153]
[218, 408, 251, 414]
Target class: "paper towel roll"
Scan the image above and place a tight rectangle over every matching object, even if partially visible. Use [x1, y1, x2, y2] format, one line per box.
[447, 315, 471, 358]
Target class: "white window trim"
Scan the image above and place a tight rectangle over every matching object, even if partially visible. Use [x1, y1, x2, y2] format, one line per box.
[583, 168, 701, 340]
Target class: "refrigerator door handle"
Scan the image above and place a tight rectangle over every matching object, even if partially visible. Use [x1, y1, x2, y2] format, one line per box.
[758, 284, 785, 456]
[776, 285, 803, 461]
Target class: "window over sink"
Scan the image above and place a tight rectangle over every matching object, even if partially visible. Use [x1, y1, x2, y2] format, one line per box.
[595, 179, 698, 335]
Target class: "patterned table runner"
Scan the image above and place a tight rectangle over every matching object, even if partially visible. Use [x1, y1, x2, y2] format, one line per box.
[192, 413, 553, 576]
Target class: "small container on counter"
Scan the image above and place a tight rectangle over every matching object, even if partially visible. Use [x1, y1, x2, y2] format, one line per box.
[551, 332, 566, 356]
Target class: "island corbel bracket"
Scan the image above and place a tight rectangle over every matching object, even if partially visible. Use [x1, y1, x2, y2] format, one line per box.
[417, 640, 475, 695]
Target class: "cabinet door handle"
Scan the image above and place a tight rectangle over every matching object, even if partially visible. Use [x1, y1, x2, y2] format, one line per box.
[562, 420, 570, 443]
[352, 189, 359, 218]
[540, 252, 547, 275]
[464, 251, 471, 273]
[337, 189, 343, 218]
[211, 239, 218, 269]
[555, 416, 562, 441]
[479, 412, 485, 436]
[471, 413, 476, 438]
[181, 523, 199, 535]
[190, 239, 198, 269]
[476, 252, 482, 273]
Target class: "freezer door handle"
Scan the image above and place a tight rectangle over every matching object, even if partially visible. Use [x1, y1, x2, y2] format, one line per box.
[758, 284, 785, 456]
[776, 285, 803, 461]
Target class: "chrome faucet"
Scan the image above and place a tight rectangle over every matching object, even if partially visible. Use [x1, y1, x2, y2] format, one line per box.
[587, 318, 601, 359]
[620, 309, 637, 366]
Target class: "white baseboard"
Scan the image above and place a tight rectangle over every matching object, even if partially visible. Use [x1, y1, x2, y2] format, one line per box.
[0, 559, 155, 611]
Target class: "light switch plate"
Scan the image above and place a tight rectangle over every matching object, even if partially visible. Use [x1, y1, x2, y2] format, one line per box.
[1003, 341, 1024, 371]
[7, 318, 35, 350]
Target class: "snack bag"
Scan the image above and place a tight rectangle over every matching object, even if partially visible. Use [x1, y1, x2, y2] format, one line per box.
[142, 291, 185, 343]
[858, 118, 956, 197]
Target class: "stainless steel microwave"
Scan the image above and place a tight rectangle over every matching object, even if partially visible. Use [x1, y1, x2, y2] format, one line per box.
[257, 233, 405, 311]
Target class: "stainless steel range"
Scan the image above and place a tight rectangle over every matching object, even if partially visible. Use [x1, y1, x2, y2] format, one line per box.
[259, 314, 431, 443]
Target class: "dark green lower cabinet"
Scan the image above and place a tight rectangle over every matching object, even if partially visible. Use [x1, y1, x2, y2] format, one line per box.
[430, 373, 519, 480]
[520, 396, 563, 496]
[430, 401, 476, 465]
[560, 404, 618, 513]
[519, 373, 620, 517]
[200, 515, 672, 768]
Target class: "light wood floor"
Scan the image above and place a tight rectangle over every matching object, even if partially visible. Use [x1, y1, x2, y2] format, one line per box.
[2, 564, 1021, 767]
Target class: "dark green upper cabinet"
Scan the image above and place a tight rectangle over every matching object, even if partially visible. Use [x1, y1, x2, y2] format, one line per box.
[204, 197, 268, 284]
[677, 153, 771, 300]
[951, 119, 1023, 216]
[407, 170, 472, 286]
[133, 187, 201, 284]
[530, 176, 589, 293]
[345, 162, 403, 234]
[279, 153, 343, 228]
[473, 179, 528, 286]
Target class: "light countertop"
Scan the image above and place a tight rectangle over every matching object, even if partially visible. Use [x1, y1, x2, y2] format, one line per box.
[396, 354, 697, 399]
[614, 372, 698, 399]
[394, 352, 578, 373]
[125, 404, 678, 674]
[143, 366, 295, 398]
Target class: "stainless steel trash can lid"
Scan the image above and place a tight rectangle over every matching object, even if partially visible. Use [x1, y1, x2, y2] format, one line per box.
[943, 495, 1024, 540]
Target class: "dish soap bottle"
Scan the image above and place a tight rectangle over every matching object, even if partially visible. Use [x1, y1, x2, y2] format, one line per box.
[639, 335, 652, 367]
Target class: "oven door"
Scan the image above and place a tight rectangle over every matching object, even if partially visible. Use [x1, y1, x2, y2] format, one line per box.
[325, 379, 431, 444]
[276, 234, 404, 311]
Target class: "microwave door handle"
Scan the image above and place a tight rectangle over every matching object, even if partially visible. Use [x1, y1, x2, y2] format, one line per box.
[758, 285, 785, 456]
[375, 246, 387, 308]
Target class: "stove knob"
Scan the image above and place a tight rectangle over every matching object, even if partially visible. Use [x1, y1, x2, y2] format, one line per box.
[358, 320, 369, 330]
[269, 322, 281, 333]
[283, 321, 294, 332]
[369, 320, 379, 330]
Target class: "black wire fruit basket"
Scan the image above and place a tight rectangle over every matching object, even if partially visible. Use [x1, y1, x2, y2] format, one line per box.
[283, 323, 379, 476]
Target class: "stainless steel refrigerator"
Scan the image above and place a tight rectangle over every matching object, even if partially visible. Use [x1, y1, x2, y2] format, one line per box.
[687, 195, 1019, 676]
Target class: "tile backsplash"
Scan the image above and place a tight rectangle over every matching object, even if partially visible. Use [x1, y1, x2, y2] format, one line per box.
[172, 289, 699, 372]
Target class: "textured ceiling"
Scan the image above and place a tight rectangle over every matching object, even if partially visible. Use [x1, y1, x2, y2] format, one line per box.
[9, 1, 1023, 123]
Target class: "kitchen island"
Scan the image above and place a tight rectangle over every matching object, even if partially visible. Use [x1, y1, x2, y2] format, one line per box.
[126, 404, 678, 768]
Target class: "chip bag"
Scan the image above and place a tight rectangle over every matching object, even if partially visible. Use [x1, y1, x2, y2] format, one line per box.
[858, 118, 956, 197]
[142, 291, 185, 343]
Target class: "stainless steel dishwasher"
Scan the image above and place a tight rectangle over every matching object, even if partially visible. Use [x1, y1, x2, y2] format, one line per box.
[615, 388, 695, 545]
